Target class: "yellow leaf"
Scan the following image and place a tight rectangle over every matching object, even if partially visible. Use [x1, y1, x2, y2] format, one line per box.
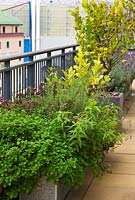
[104, 75, 110, 82]
[122, 59, 127, 63]
[102, 68, 108, 73]
[82, 0, 88, 8]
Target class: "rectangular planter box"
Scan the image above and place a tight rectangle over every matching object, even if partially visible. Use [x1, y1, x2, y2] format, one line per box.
[124, 84, 132, 100]
[19, 177, 71, 200]
[99, 92, 124, 119]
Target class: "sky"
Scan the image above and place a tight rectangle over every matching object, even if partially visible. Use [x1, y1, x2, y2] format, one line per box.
[0, 0, 113, 5]
[0, 0, 80, 4]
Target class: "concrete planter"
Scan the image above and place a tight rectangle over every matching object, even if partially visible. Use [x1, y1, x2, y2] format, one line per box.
[123, 84, 132, 100]
[19, 177, 71, 200]
[124, 91, 131, 100]
[99, 92, 124, 119]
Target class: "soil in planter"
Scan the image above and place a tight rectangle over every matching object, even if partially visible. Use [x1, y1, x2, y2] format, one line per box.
[101, 92, 120, 97]
[98, 92, 123, 107]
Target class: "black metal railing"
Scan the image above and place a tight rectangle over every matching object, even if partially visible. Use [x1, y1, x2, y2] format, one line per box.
[0, 44, 78, 100]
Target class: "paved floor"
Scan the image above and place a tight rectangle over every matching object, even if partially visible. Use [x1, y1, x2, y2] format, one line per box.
[66, 82, 135, 200]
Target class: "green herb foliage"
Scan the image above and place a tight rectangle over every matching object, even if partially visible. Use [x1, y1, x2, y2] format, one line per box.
[107, 64, 134, 93]
[0, 97, 121, 199]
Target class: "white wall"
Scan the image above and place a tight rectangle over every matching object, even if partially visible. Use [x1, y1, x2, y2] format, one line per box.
[40, 36, 76, 50]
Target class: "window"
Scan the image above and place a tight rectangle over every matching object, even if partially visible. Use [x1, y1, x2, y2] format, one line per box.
[7, 41, 9, 48]
[3, 27, 5, 33]
[19, 41, 21, 47]
[15, 26, 18, 33]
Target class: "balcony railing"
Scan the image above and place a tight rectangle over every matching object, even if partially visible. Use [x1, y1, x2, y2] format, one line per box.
[0, 44, 78, 100]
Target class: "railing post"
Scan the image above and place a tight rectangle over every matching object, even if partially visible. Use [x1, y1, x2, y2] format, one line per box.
[27, 55, 35, 88]
[73, 46, 77, 65]
[46, 52, 52, 69]
[61, 49, 65, 76]
[46, 52, 52, 77]
[3, 61, 11, 100]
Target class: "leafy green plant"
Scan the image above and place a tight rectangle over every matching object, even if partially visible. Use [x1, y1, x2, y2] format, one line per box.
[107, 64, 133, 93]
[0, 46, 123, 199]
[70, 0, 135, 73]
[0, 96, 122, 199]
[0, 109, 48, 199]
[30, 66, 90, 115]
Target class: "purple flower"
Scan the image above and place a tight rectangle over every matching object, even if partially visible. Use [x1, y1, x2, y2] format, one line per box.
[0, 96, 5, 104]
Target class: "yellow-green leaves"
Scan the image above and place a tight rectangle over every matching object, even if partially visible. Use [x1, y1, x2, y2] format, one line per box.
[82, 0, 88, 8]
[63, 66, 75, 86]
[71, 0, 135, 74]
[90, 58, 110, 87]
[46, 67, 59, 86]
[104, 75, 110, 83]
[63, 48, 90, 86]
[69, 7, 82, 30]
[74, 48, 90, 79]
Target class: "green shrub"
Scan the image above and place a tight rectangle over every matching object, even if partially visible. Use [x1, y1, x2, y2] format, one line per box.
[28, 67, 90, 116]
[70, 0, 135, 74]
[107, 64, 133, 93]
[0, 98, 122, 199]
[0, 60, 122, 199]
[0, 109, 48, 199]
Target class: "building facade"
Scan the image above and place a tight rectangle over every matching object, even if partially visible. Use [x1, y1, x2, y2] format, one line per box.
[0, 12, 24, 95]
[0, 12, 24, 60]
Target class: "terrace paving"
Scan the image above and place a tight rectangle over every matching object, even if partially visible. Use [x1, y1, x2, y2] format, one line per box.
[66, 81, 135, 200]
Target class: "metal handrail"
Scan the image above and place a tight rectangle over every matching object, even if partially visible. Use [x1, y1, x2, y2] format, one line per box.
[0, 44, 78, 62]
[0, 44, 78, 100]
